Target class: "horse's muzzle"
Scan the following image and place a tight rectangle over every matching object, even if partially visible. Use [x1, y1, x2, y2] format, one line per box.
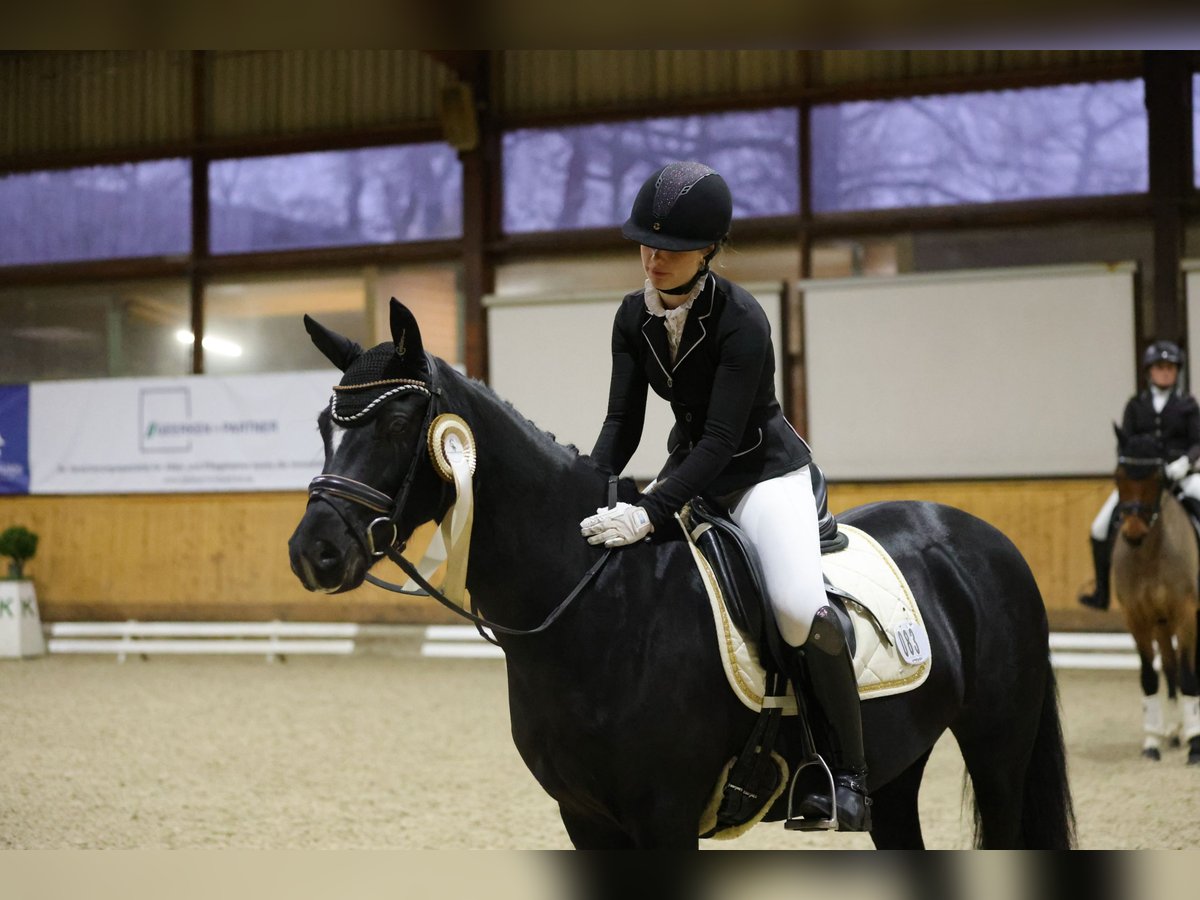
[1120, 528, 1147, 548]
[288, 519, 368, 593]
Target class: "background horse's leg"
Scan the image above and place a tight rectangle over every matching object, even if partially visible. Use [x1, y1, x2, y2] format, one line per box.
[1131, 629, 1165, 760]
[1176, 610, 1200, 765]
[1155, 622, 1183, 748]
[867, 748, 931, 849]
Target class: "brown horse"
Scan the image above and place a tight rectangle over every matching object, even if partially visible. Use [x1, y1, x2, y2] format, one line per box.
[1111, 426, 1200, 764]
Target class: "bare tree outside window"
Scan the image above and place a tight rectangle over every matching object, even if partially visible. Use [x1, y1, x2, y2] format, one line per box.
[811, 80, 1148, 213]
[0, 161, 190, 266]
[502, 109, 799, 234]
[209, 144, 463, 254]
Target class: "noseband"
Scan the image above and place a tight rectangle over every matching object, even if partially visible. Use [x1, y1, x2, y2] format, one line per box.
[1116, 454, 1166, 528]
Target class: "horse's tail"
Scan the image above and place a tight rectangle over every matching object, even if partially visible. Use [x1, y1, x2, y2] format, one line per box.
[1014, 664, 1076, 849]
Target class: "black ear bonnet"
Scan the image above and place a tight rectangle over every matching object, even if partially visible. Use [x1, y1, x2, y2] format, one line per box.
[329, 343, 432, 425]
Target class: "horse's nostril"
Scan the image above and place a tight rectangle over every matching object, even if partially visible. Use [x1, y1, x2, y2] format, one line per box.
[316, 540, 341, 567]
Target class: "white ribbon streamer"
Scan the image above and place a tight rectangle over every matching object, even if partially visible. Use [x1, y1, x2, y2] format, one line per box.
[402, 425, 475, 608]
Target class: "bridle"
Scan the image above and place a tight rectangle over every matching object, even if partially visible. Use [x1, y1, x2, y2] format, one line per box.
[309, 367, 443, 564]
[1116, 453, 1166, 529]
[305, 354, 614, 643]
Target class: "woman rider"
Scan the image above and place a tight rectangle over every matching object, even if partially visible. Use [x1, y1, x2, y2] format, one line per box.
[577, 161, 871, 831]
[1080, 339, 1200, 610]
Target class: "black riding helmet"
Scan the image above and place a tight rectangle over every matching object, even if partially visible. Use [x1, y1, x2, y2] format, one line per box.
[1143, 340, 1185, 369]
[622, 161, 733, 252]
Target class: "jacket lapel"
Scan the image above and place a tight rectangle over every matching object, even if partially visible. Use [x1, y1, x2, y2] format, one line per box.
[641, 313, 673, 383]
[671, 279, 715, 372]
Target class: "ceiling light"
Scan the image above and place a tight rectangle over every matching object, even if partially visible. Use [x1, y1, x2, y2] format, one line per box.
[174, 330, 244, 358]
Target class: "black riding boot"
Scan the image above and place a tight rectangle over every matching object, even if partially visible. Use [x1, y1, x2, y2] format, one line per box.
[788, 606, 872, 832]
[1078, 536, 1112, 611]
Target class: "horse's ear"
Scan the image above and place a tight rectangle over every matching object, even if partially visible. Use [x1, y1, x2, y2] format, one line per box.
[304, 315, 363, 372]
[389, 298, 428, 371]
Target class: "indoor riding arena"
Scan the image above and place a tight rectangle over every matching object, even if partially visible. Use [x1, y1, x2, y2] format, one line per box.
[4, 51, 1200, 858]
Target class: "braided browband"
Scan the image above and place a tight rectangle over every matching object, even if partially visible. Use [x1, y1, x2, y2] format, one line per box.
[330, 379, 432, 425]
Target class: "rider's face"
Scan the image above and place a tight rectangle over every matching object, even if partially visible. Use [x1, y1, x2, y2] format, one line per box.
[640, 244, 713, 303]
[1150, 361, 1179, 390]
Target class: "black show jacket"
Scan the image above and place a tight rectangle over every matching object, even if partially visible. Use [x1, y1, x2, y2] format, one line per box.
[590, 274, 811, 529]
[1122, 389, 1200, 464]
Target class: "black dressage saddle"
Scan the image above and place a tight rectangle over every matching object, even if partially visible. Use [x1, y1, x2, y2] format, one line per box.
[685, 462, 856, 676]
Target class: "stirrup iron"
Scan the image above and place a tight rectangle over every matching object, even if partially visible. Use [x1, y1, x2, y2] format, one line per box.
[783, 753, 838, 831]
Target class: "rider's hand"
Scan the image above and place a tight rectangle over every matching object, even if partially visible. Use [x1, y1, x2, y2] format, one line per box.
[580, 502, 653, 547]
[1166, 455, 1192, 481]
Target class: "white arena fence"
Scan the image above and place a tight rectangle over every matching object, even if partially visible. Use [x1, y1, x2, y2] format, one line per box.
[421, 627, 1146, 669]
[44, 623, 1144, 669]
[47, 621, 357, 662]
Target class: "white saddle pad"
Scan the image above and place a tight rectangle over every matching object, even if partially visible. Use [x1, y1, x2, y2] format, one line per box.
[681, 521, 932, 713]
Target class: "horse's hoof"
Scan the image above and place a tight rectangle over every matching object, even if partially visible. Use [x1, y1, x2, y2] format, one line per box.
[1187, 753, 1200, 766]
[1169, 736, 1182, 749]
[1142, 747, 1161, 761]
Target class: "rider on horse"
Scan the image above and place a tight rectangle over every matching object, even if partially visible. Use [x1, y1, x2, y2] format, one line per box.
[1081, 339, 1200, 610]
[578, 161, 871, 831]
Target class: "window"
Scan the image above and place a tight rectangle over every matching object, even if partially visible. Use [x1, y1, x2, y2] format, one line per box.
[0, 161, 190, 266]
[209, 144, 463, 254]
[502, 108, 799, 234]
[202, 274, 371, 376]
[0, 281, 190, 382]
[1193, 72, 1200, 188]
[201, 266, 462, 376]
[811, 80, 1148, 212]
[370, 264, 463, 366]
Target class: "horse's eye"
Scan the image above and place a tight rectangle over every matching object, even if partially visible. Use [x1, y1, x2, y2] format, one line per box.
[386, 415, 413, 439]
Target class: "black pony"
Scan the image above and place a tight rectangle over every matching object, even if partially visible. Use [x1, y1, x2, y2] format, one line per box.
[289, 301, 1074, 849]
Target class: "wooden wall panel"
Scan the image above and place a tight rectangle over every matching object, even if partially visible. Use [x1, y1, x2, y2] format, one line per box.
[0, 493, 456, 624]
[828, 478, 1122, 631]
[1, 477, 1121, 630]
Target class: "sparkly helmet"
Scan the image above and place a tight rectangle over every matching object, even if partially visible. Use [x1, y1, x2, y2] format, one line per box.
[621, 161, 733, 251]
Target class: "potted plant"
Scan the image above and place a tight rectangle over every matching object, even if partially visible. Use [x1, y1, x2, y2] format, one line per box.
[0, 524, 44, 657]
[0, 525, 38, 580]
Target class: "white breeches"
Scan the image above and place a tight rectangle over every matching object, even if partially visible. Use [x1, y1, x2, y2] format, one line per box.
[1091, 472, 1200, 539]
[728, 466, 828, 648]
[1091, 490, 1119, 540]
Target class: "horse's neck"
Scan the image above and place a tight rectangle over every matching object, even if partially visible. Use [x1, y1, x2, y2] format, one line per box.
[1158, 494, 1195, 553]
[457, 387, 608, 626]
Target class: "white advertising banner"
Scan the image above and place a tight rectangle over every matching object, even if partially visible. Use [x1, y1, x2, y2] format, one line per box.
[29, 371, 335, 494]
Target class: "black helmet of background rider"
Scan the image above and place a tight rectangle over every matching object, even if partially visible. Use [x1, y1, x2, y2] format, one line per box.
[621, 161, 733, 295]
[1142, 340, 1185, 393]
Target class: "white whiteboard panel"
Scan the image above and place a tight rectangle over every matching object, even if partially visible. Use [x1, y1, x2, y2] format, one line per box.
[802, 264, 1137, 480]
[1186, 262, 1200, 388]
[486, 284, 783, 481]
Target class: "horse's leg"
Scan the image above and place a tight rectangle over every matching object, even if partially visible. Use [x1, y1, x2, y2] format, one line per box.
[867, 748, 931, 849]
[559, 805, 699, 850]
[1131, 629, 1165, 760]
[952, 726, 1026, 848]
[1175, 608, 1200, 765]
[1156, 622, 1183, 748]
[559, 807, 636, 849]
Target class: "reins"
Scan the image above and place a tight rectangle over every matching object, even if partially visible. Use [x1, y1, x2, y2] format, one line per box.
[307, 354, 616, 646]
[368, 520, 614, 645]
